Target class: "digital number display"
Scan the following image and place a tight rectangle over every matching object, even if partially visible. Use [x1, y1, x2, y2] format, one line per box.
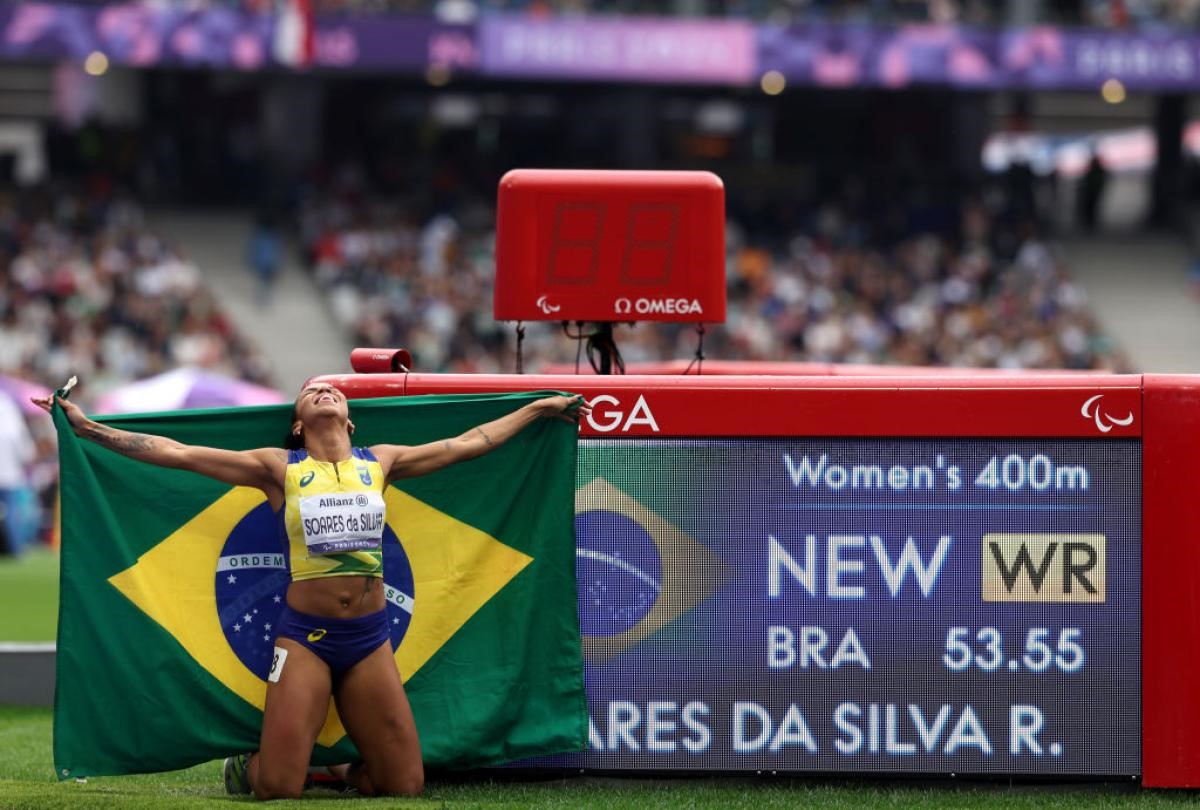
[546, 202, 680, 287]
[543, 437, 1141, 774]
[493, 170, 725, 323]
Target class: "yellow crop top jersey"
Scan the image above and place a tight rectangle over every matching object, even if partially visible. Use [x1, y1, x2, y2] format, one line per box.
[282, 448, 387, 582]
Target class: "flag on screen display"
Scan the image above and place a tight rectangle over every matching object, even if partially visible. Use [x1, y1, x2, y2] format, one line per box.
[52, 392, 585, 779]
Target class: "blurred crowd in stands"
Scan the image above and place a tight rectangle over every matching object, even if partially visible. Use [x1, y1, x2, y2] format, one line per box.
[0, 127, 1134, 555]
[297, 162, 1130, 377]
[0, 184, 273, 553]
[0, 187, 273, 390]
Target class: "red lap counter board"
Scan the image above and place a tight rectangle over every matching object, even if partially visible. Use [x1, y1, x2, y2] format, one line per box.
[310, 370, 1200, 787]
[492, 170, 726, 324]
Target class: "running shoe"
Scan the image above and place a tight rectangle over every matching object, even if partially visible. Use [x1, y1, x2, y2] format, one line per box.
[223, 753, 252, 795]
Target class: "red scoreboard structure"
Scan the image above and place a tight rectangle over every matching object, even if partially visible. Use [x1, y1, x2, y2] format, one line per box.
[311, 364, 1200, 788]
[493, 169, 726, 324]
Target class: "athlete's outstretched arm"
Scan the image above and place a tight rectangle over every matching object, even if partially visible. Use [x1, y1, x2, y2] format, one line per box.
[33, 394, 285, 494]
[377, 394, 589, 481]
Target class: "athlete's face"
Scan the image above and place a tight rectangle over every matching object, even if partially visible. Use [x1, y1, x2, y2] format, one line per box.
[293, 383, 349, 427]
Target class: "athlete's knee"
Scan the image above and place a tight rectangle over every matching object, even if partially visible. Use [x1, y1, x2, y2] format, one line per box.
[376, 767, 423, 797]
[355, 762, 423, 797]
[252, 771, 306, 801]
[252, 784, 304, 801]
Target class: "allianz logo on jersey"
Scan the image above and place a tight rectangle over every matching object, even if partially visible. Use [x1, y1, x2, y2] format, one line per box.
[614, 297, 704, 316]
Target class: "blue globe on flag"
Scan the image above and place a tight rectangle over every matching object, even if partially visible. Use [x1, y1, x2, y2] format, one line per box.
[575, 509, 663, 637]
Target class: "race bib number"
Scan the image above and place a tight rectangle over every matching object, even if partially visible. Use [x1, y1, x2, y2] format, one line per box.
[268, 646, 287, 683]
[298, 490, 386, 555]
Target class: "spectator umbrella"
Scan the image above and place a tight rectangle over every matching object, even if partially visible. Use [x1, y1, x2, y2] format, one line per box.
[94, 368, 286, 415]
[0, 375, 52, 417]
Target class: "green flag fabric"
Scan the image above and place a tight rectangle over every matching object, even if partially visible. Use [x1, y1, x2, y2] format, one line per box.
[52, 391, 586, 779]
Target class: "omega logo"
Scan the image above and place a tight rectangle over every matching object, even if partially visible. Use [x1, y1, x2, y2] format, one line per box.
[614, 297, 703, 316]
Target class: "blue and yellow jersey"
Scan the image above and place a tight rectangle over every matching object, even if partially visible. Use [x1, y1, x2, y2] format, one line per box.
[282, 448, 386, 582]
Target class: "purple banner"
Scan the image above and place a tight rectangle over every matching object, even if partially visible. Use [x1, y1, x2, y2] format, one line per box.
[0, 2, 474, 72]
[759, 23, 1001, 89]
[1001, 27, 1200, 90]
[760, 23, 1200, 90]
[308, 16, 476, 71]
[1, 3, 273, 69]
[5, 3, 1200, 90]
[480, 17, 756, 84]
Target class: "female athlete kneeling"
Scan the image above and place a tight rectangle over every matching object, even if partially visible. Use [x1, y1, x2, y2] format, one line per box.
[36, 382, 588, 800]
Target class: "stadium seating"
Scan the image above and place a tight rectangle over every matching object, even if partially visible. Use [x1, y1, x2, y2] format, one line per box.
[298, 171, 1131, 374]
[0, 185, 273, 396]
[0, 184, 275, 545]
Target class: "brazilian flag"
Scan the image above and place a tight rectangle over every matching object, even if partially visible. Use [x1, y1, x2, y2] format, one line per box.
[52, 392, 586, 779]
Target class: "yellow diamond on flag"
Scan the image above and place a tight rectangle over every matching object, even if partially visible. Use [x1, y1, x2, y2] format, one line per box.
[385, 488, 533, 677]
[109, 485, 531, 748]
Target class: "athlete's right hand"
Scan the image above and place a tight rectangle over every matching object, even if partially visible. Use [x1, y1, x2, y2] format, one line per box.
[31, 393, 86, 429]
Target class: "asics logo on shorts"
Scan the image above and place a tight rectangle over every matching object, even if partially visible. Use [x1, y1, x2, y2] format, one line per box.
[307, 628, 327, 642]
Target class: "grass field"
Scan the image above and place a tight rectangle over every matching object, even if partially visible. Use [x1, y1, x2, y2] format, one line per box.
[1, 707, 1200, 809]
[0, 548, 59, 642]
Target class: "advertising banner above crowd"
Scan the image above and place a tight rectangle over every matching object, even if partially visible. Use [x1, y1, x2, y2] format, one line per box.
[4, 3, 1200, 89]
[478, 16, 756, 84]
[0, 2, 474, 72]
[759, 24, 1200, 90]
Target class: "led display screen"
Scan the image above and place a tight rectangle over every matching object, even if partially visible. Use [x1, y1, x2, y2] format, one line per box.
[492, 170, 726, 323]
[557, 437, 1141, 775]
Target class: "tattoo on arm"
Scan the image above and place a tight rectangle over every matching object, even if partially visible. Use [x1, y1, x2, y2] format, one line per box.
[443, 440, 453, 452]
[474, 427, 494, 447]
[78, 422, 160, 455]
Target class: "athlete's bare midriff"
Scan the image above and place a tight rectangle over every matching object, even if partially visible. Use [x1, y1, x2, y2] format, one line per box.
[287, 575, 386, 618]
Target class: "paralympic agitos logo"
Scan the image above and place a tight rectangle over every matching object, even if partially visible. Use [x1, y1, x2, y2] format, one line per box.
[1080, 394, 1133, 434]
